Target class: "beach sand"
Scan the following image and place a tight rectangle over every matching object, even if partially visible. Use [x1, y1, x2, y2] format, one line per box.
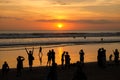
[0, 62, 120, 80]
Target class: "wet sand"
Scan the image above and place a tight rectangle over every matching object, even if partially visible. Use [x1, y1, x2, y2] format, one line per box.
[0, 62, 120, 80]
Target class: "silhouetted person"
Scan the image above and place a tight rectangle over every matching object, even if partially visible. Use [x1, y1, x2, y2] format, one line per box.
[97, 48, 102, 66]
[101, 48, 106, 66]
[2, 61, 9, 77]
[65, 52, 71, 69]
[39, 46, 42, 53]
[51, 49, 55, 64]
[72, 62, 87, 80]
[113, 49, 119, 65]
[97, 48, 106, 68]
[79, 49, 85, 66]
[16, 56, 25, 77]
[25, 47, 34, 71]
[47, 50, 52, 66]
[109, 54, 113, 62]
[47, 63, 58, 80]
[61, 51, 65, 66]
[38, 46, 43, 65]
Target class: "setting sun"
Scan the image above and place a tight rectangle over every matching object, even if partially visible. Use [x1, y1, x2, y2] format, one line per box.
[57, 23, 63, 28]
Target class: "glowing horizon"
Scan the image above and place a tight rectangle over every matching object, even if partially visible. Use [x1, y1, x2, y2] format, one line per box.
[0, 0, 120, 31]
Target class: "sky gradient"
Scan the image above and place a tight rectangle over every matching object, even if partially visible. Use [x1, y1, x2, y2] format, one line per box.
[0, 0, 120, 31]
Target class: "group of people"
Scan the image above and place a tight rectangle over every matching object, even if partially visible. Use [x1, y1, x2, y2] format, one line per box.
[97, 48, 120, 68]
[47, 49, 56, 66]
[97, 48, 106, 67]
[1, 47, 119, 77]
[1, 47, 35, 77]
[61, 51, 71, 69]
[16, 47, 35, 76]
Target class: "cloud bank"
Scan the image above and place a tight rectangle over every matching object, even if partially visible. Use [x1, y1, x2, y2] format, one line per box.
[35, 19, 120, 24]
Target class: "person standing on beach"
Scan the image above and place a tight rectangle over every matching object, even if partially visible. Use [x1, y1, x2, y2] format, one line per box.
[47, 50, 52, 66]
[25, 47, 34, 71]
[2, 61, 9, 77]
[113, 49, 119, 65]
[16, 56, 25, 76]
[65, 52, 71, 68]
[51, 49, 55, 64]
[79, 49, 85, 66]
[101, 48, 106, 67]
[97, 48, 101, 66]
[38, 46, 43, 65]
[97, 48, 106, 68]
[61, 51, 65, 66]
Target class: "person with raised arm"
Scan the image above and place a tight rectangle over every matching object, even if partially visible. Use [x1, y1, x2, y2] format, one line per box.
[25, 47, 34, 71]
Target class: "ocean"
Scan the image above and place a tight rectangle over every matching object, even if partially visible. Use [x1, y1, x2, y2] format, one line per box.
[0, 30, 120, 69]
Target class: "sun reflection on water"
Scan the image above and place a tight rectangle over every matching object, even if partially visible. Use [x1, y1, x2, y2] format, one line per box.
[57, 47, 63, 64]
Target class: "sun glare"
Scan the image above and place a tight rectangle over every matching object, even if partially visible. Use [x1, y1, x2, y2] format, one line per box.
[57, 23, 63, 28]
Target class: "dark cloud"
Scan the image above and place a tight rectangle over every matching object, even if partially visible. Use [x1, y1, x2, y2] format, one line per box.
[35, 19, 120, 24]
[0, 16, 23, 20]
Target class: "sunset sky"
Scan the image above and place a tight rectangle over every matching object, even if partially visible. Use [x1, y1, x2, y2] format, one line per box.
[0, 0, 120, 31]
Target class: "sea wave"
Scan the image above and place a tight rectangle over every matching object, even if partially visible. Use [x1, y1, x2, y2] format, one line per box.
[0, 32, 120, 39]
[0, 38, 120, 48]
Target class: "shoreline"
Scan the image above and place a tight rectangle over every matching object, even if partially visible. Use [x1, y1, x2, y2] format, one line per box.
[0, 40, 120, 49]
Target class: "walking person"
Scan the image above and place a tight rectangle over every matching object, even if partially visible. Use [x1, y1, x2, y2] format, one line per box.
[25, 47, 34, 71]
[16, 56, 25, 77]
